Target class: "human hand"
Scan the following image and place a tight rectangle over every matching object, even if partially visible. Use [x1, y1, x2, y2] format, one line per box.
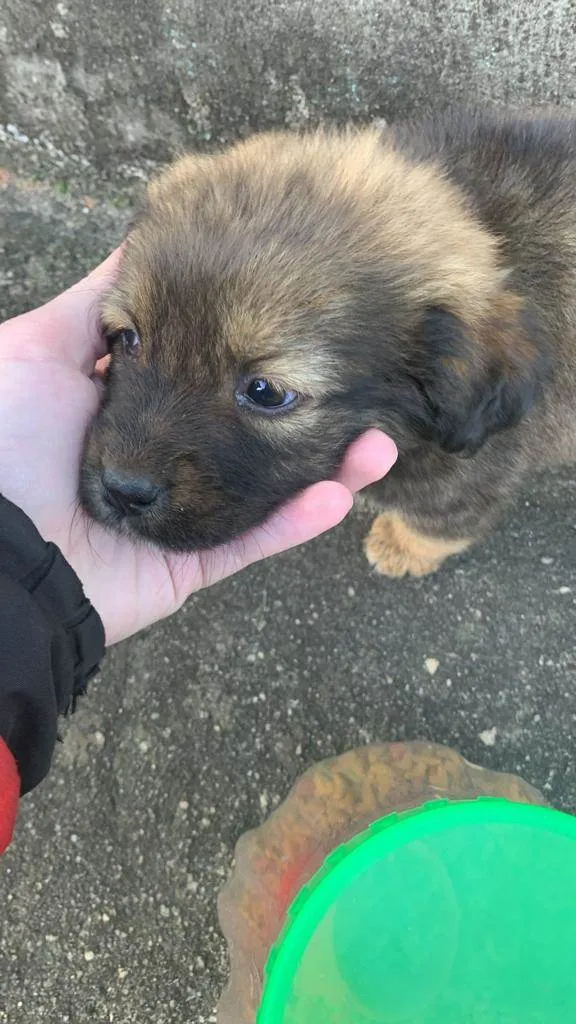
[0, 251, 397, 645]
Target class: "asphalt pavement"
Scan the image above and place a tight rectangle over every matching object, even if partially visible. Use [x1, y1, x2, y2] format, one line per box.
[0, 174, 574, 1024]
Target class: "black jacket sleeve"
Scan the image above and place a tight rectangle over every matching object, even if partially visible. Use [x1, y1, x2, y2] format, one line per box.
[0, 495, 105, 795]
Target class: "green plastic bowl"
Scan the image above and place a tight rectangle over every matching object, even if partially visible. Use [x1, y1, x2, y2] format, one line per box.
[257, 799, 576, 1023]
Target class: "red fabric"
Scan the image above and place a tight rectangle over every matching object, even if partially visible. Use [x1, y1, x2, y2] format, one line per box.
[0, 736, 19, 854]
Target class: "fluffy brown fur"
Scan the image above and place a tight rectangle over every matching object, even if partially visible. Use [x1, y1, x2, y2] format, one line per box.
[80, 108, 576, 574]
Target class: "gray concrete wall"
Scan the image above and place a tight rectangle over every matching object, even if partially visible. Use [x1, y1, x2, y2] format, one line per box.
[1, 0, 575, 189]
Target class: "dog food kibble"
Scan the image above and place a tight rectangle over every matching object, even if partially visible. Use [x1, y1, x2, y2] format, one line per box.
[217, 741, 545, 1024]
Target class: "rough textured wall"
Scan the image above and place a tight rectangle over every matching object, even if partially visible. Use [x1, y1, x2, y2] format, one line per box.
[1, 0, 575, 188]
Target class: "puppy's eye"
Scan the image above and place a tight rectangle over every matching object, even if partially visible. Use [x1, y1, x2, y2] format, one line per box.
[104, 327, 142, 357]
[120, 328, 141, 357]
[240, 378, 298, 411]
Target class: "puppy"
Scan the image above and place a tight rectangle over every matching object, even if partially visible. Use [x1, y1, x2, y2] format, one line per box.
[81, 108, 576, 576]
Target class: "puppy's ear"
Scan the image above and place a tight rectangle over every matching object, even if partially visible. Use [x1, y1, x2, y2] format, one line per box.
[407, 293, 547, 456]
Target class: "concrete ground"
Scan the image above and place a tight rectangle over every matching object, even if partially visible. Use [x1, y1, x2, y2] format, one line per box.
[0, 175, 575, 1024]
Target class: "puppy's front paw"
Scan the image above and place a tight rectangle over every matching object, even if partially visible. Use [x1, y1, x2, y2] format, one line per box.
[364, 513, 470, 578]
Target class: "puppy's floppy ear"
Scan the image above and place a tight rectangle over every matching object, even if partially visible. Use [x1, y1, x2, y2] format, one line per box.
[407, 292, 547, 456]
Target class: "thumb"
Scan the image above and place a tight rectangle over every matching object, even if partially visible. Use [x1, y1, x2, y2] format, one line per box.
[3, 247, 123, 374]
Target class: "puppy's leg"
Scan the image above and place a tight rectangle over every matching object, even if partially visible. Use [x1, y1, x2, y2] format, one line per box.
[364, 512, 472, 578]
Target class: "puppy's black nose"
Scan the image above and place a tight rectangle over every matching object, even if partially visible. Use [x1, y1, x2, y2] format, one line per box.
[101, 469, 162, 516]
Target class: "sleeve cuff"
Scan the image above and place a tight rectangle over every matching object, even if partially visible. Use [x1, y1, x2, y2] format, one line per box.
[0, 736, 20, 854]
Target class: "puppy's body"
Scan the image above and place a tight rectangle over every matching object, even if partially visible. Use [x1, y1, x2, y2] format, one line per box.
[365, 112, 576, 572]
[81, 109, 576, 573]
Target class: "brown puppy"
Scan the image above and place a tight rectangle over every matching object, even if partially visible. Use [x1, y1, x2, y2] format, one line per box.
[80, 109, 576, 575]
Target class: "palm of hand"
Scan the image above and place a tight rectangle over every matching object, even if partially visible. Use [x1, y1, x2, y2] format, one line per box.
[0, 253, 396, 644]
[0, 334, 183, 642]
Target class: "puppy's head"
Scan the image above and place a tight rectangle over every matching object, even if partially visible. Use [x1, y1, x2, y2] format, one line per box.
[81, 128, 544, 551]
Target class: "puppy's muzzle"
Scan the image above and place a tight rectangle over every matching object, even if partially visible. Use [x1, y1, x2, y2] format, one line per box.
[100, 468, 166, 518]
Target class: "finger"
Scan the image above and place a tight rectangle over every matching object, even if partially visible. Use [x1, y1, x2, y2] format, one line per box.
[170, 433, 398, 595]
[93, 353, 111, 378]
[335, 429, 398, 492]
[43, 247, 124, 370]
[194, 481, 354, 588]
[6, 247, 124, 373]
